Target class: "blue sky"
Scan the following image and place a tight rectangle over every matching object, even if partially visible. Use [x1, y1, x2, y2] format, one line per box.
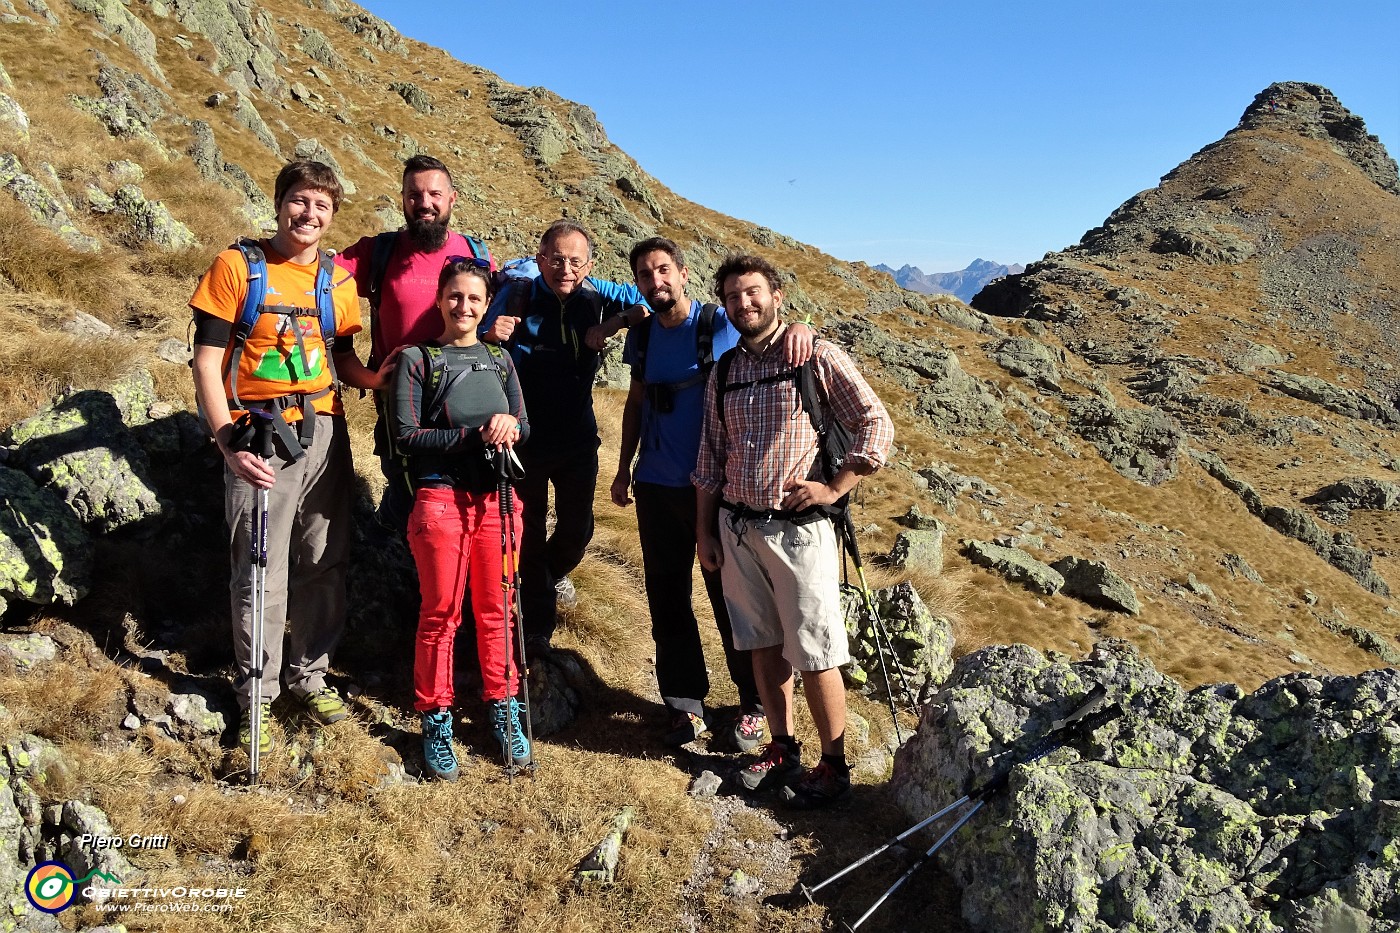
[357, 0, 1399, 274]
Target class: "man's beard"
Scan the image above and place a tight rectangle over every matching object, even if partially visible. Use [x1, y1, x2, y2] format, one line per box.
[406, 214, 450, 252]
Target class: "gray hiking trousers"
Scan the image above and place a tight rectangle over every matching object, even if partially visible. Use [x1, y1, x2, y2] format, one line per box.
[225, 412, 351, 709]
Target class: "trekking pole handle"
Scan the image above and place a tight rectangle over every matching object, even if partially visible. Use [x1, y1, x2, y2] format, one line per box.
[254, 411, 276, 460]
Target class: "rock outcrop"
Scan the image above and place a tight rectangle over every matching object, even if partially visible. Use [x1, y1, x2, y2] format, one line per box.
[893, 641, 1400, 933]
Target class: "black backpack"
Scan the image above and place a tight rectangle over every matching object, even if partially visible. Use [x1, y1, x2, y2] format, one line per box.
[713, 342, 855, 518]
[632, 302, 719, 413]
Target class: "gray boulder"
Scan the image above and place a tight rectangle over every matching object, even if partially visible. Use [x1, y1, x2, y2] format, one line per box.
[1190, 449, 1265, 515]
[989, 336, 1062, 392]
[1, 0, 60, 26]
[339, 10, 406, 54]
[0, 152, 101, 251]
[0, 633, 58, 669]
[964, 540, 1064, 595]
[3, 386, 163, 534]
[1306, 476, 1400, 523]
[843, 581, 954, 705]
[1268, 371, 1398, 425]
[67, 0, 165, 82]
[0, 465, 91, 607]
[1068, 399, 1185, 486]
[1051, 556, 1140, 615]
[60, 800, 137, 885]
[892, 641, 1400, 933]
[1230, 341, 1286, 373]
[389, 81, 432, 114]
[186, 120, 274, 229]
[225, 90, 280, 153]
[888, 526, 944, 571]
[112, 184, 196, 250]
[167, 689, 227, 736]
[1153, 220, 1255, 264]
[168, 0, 285, 94]
[911, 350, 1006, 435]
[487, 81, 571, 167]
[297, 26, 344, 70]
[0, 91, 29, 143]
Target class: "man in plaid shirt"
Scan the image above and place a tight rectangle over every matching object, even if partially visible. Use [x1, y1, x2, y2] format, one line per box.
[694, 254, 894, 808]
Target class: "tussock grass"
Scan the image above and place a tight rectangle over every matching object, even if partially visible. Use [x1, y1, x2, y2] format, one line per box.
[0, 299, 144, 424]
[0, 661, 128, 743]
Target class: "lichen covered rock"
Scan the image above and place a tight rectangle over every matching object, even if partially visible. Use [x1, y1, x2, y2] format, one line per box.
[891, 641, 1400, 932]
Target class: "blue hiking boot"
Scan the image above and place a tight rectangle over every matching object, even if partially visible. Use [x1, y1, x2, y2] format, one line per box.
[420, 709, 459, 782]
[489, 697, 532, 768]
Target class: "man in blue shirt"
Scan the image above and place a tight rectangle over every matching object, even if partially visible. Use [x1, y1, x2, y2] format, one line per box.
[482, 220, 649, 652]
[610, 237, 810, 749]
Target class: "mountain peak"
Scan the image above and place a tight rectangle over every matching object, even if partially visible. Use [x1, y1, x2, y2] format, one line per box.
[1235, 81, 1398, 194]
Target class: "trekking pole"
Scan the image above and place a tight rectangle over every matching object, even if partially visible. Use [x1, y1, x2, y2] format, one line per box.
[783, 686, 1122, 927]
[247, 413, 274, 783]
[839, 513, 919, 740]
[494, 445, 534, 777]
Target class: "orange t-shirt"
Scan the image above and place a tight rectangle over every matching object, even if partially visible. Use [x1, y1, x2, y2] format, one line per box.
[190, 244, 362, 420]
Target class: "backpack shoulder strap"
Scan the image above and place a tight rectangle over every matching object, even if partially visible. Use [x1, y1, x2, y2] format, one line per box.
[366, 231, 399, 366]
[485, 343, 509, 389]
[633, 313, 655, 376]
[418, 344, 451, 425]
[795, 353, 825, 436]
[463, 235, 492, 268]
[226, 238, 268, 408]
[696, 303, 719, 369]
[714, 346, 738, 428]
[367, 231, 399, 311]
[315, 249, 337, 346]
[506, 277, 532, 321]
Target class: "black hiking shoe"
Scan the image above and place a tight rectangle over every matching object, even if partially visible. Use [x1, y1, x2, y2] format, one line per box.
[736, 740, 802, 792]
[782, 760, 851, 809]
[663, 711, 708, 747]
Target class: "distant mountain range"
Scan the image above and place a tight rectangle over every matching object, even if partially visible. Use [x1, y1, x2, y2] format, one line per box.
[873, 258, 1025, 302]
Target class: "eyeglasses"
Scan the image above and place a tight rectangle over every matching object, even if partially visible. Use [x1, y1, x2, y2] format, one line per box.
[445, 254, 492, 269]
[541, 254, 591, 271]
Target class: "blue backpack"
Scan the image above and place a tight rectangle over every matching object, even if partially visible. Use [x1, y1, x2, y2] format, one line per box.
[224, 238, 339, 458]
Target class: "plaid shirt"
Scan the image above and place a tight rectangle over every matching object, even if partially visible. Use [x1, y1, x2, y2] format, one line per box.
[693, 327, 894, 509]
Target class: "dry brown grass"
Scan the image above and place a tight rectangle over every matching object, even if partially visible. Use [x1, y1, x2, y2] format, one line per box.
[0, 659, 128, 743]
[0, 296, 146, 424]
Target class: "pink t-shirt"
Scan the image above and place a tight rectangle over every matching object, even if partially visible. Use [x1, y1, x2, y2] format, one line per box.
[336, 231, 496, 365]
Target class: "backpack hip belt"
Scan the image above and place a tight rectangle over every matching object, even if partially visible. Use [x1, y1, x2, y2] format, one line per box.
[228, 387, 333, 455]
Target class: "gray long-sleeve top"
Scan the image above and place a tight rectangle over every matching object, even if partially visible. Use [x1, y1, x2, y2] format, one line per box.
[391, 342, 530, 493]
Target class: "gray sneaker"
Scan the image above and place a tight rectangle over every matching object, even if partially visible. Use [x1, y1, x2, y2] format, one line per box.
[725, 712, 766, 753]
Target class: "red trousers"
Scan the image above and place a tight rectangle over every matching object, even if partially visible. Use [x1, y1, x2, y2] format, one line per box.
[406, 486, 523, 709]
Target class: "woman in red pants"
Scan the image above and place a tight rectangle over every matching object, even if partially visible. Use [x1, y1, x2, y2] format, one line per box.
[391, 258, 530, 779]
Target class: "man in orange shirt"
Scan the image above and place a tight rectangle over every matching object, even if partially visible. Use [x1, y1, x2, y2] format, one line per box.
[190, 160, 378, 756]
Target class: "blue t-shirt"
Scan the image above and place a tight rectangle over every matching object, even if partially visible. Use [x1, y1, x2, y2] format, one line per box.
[623, 300, 739, 487]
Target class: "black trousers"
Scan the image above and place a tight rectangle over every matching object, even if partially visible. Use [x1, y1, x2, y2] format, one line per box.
[634, 481, 762, 717]
[517, 442, 598, 641]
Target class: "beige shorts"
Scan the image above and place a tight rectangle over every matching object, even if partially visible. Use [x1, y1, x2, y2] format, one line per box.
[718, 509, 850, 672]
